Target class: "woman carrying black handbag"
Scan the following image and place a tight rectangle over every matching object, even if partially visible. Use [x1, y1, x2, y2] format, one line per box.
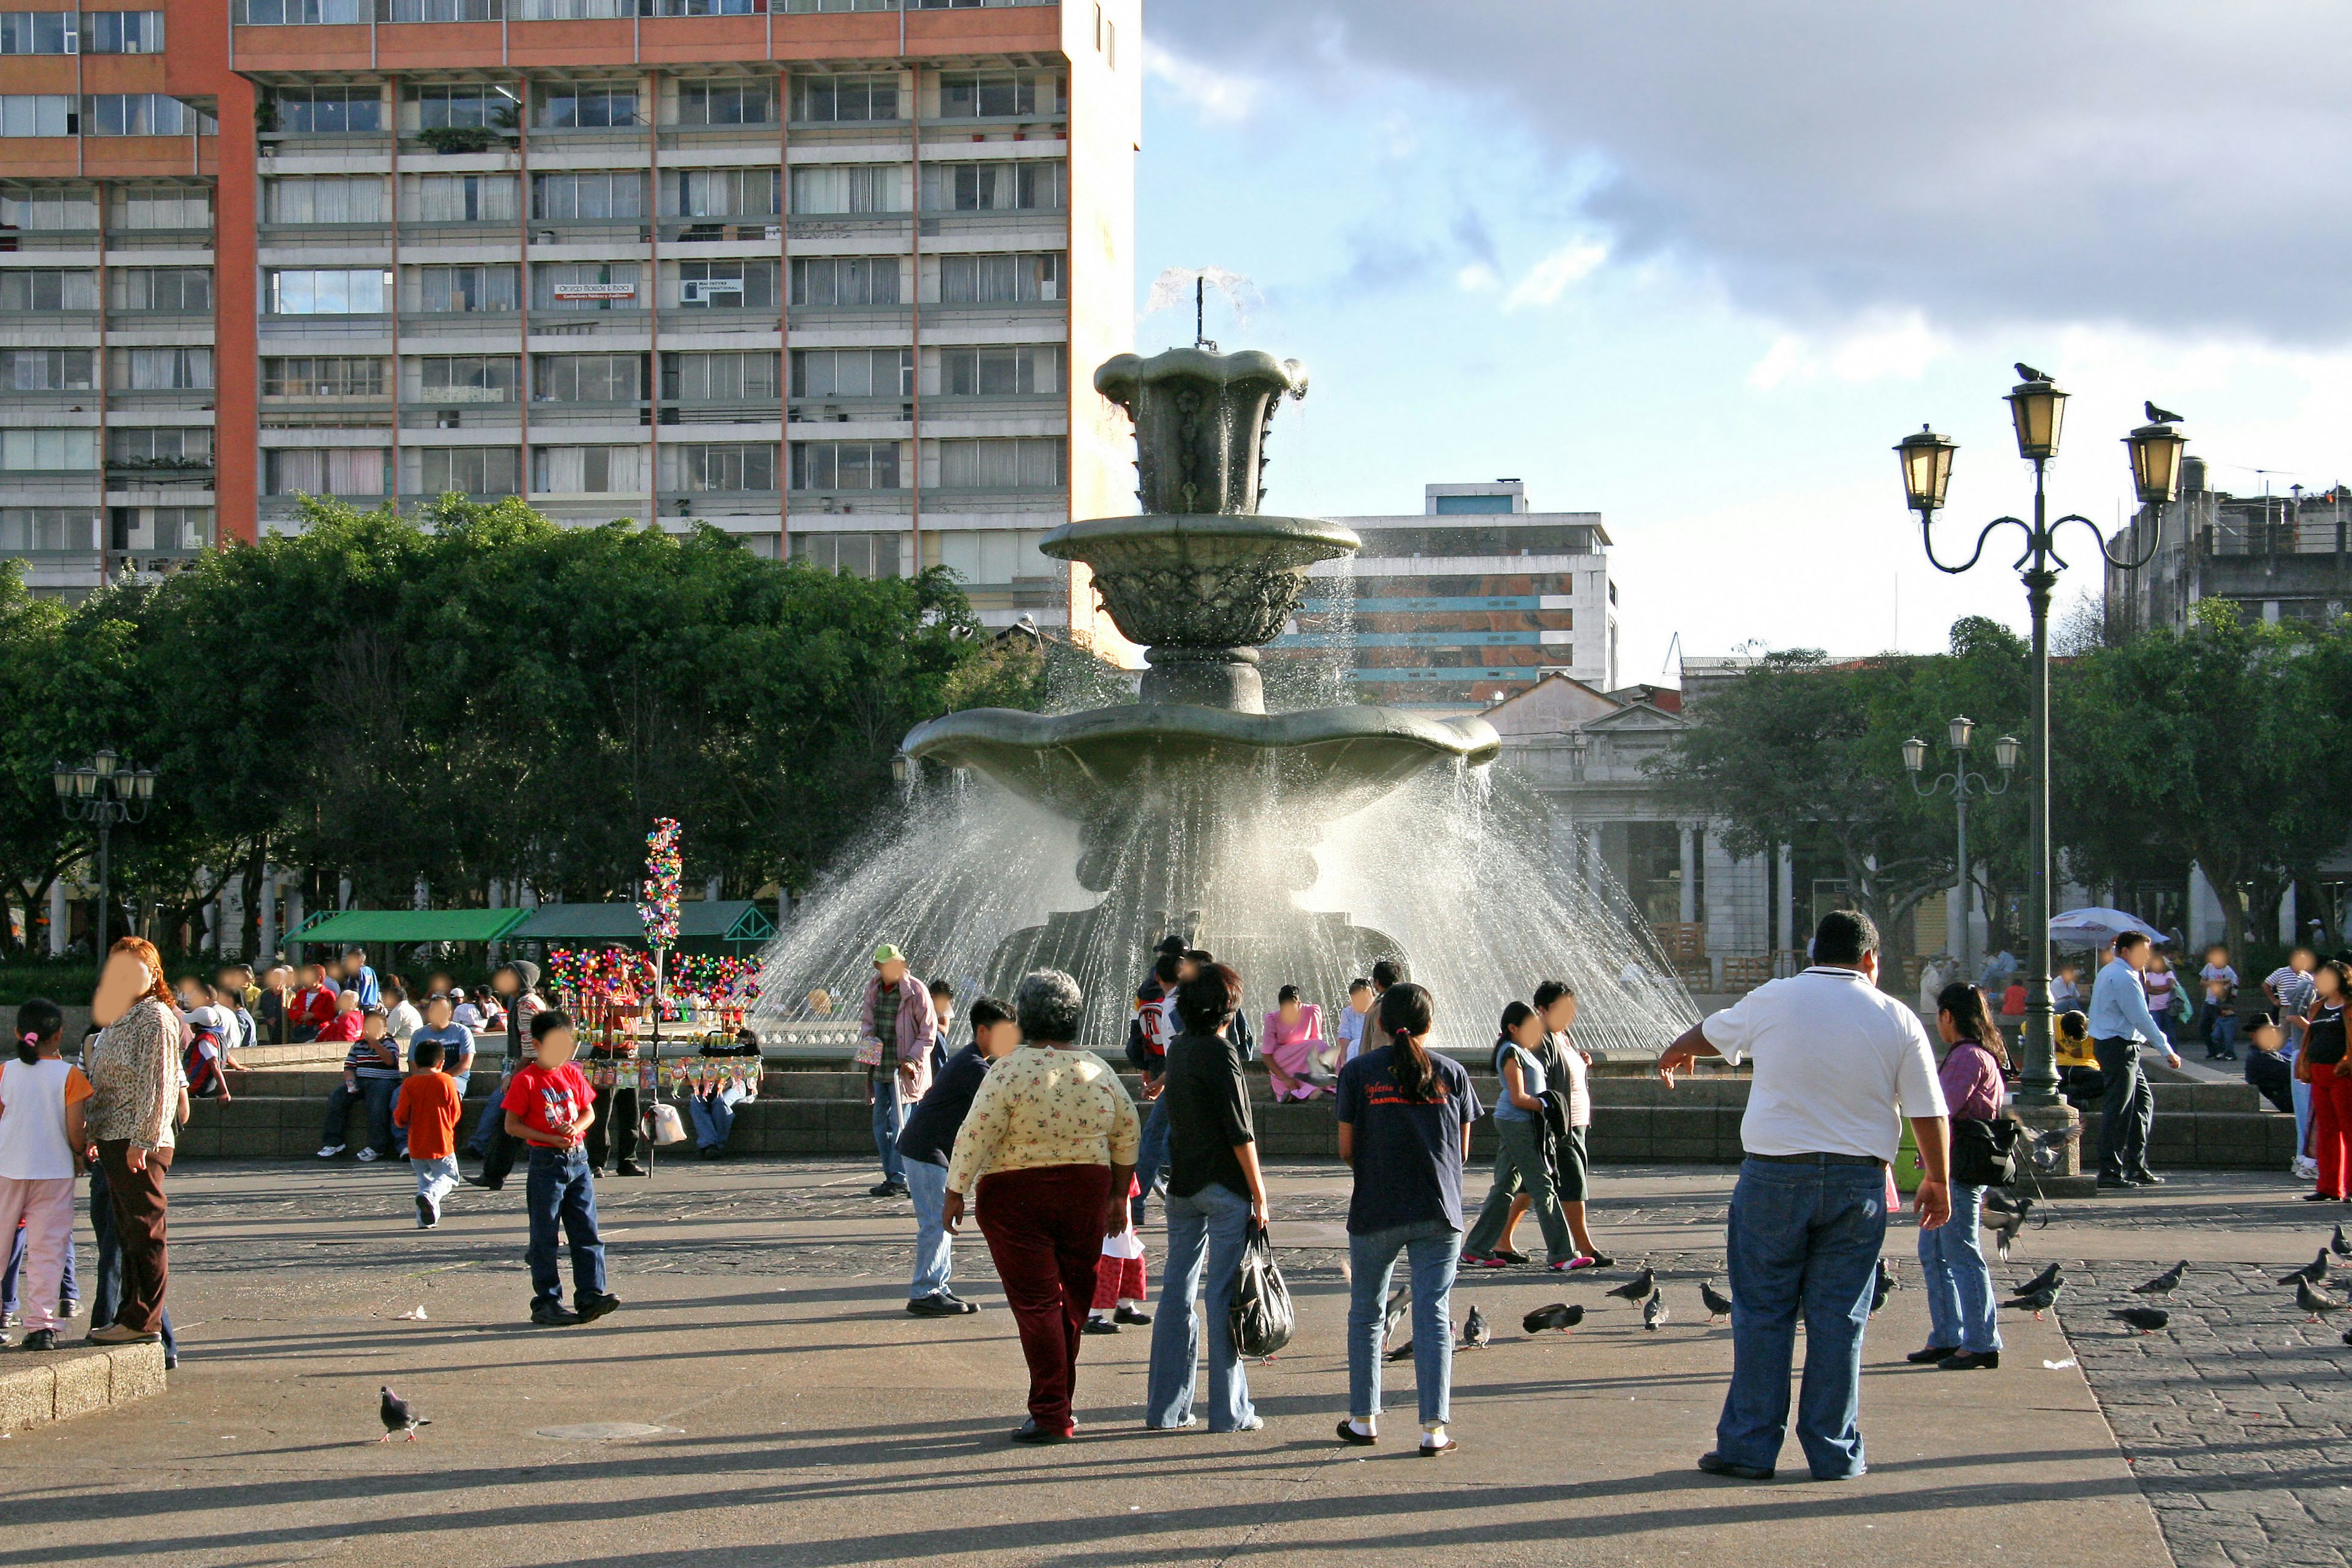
[1911, 983, 2011, 1371]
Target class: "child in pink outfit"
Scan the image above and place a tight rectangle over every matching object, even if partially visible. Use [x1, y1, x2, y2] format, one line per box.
[0, 998, 89, 1351]
[1262, 987, 1326, 1101]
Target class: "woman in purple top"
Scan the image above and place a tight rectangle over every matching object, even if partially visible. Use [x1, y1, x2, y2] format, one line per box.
[1911, 982, 2009, 1371]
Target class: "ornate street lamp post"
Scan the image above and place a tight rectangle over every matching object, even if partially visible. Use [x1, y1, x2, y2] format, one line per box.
[1902, 716, 2020, 982]
[1894, 377, 2183, 1113]
[51, 748, 157, 960]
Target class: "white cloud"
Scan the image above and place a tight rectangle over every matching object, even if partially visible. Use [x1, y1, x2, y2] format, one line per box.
[1747, 313, 1951, 390]
[1144, 43, 1264, 123]
[1455, 262, 1500, 293]
[1502, 239, 1608, 310]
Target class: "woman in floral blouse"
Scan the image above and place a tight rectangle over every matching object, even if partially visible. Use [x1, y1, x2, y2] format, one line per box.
[84, 935, 184, 1344]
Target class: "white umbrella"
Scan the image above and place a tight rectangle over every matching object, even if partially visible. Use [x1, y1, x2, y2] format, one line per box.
[2048, 907, 2163, 946]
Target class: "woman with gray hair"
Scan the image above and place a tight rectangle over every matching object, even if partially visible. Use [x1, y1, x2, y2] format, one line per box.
[944, 970, 1140, 1444]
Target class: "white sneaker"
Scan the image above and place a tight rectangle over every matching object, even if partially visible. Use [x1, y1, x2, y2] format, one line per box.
[2294, 1157, 2319, 1179]
[355, 1147, 380, 1163]
[317, 1144, 345, 1158]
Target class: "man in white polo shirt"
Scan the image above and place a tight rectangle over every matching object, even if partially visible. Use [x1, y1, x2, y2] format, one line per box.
[1657, 910, 1951, 1483]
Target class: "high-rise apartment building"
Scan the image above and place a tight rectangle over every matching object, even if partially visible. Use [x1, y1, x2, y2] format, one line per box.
[1273, 479, 1618, 714]
[1, 0, 1139, 636]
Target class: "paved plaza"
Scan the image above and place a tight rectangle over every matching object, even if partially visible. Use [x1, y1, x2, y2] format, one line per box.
[7, 1159, 2345, 1568]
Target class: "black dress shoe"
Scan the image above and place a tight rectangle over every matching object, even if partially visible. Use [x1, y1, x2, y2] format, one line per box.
[2128, 1170, 2167, 1186]
[1939, 1350, 2000, 1371]
[530, 1302, 581, 1327]
[2097, 1174, 2132, 1190]
[616, 1159, 646, 1177]
[1082, 1317, 1119, 1335]
[870, 1181, 908, 1198]
[1906, 1344, 1961, 1364]
[1335, 1420, 1377, 1446]
[462, 1175, 503, 1191]
[575, 1291, 620, 1324]
[1697, 1451, 1775, 1480]
[907, 1294, 963, 1318]
[1113, 1305, 1152, 1325]
[1009, 1419, 1070, 1444]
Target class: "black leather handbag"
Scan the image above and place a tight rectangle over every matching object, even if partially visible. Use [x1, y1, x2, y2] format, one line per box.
[1950, 1115, 2022, 1187]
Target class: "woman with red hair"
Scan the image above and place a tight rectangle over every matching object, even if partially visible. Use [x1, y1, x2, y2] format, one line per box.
[83, 935, 183, 1345]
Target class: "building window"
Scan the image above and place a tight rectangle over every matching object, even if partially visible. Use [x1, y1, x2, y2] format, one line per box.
[532, 262, 638, 311]
[412, 355, 518, 403]
[0, 428, 97, 470]
[532, 445, 643, 494]
[790, 74, 900, 123]
[790, 347, 910, 399]
[271, 85, 382, 134]
[0, 270, 96, 312]
[788, 255, 899, 306]
[269, 268, 390, 315]
[0, 184, 94, 228]
[513, 0, 630, 17]
[937, 251, 1061, 303]
[922, 160, 1063, 213]
[668, 168, 780, 219]
[108, 506, 211, 552]
[111, 268, 212, 312]
[790, 165, 899, 216]
[83, 11, 162, 50]
[665, 350, 782, 401]
[266, 448, 388, 496]
[111, 347, 213, 390]
[0, 96, 74, 135]
[790, 529, 899, 579]
[264, 176, 386, 225]
[410, 173, 518, 223]
[406, 446, 519, 496]
[935, 344, 1060, 396]
[108, 426, 213, 468]
[262, 356, 383, 397]
[674, 80, 775, 127]
[409, 83, 516, 130]
[935, 527, 1052, 585]
[415, 263, 521, 313]
[239, 0, 366, 21]
[0, 12, 74, 53]
[0, 349, 96, 390]
[83, 94, 210, 135]
[0, 508, 96, 552]
[790, 440, 899, 491]
[110, 186, 210, 230]
[382, 0, 494, 20]
[533, 353, 644, 402]
[537, 85, 639, 129]
[532, 171, 644, 221]
[676, 259, 776, 309]
[934, 436, 1062, 489]
[936, 72, 1064, 119]
[664, 442, 775, 493]
[641, 0, 761, 15]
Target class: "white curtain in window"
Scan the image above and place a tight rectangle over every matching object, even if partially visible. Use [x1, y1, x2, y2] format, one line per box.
[790, 166, 895, 216]
[412, 175, 518, 223]
[266, 176, 384, 224]
[326, 448, 384, 494]
[534, 445, 641, 494]
[113, 188, 211, 229]
[0, 428, 96, 470]
[267, 449, 320, 494]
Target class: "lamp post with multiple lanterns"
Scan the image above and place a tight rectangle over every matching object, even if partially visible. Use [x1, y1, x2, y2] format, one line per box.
[1894, 374, 2184, 1110]
[51, 748, 157, 962]
[1902, 716, 2020, 986]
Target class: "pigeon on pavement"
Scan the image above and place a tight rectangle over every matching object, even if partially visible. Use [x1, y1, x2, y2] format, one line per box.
[1871, 1258, 1896, 1314]
[2280, 1250, 2330, 1287]
[1607, 1267, 1656, 1303]
[2003, 1286, 2060, 1320]
[2114, 1306, 2169, 1335]
[1523, 1302, 1584, 1335]
[2133, 1262, 2188, 1297]
[2014, 1262, 2064, 1298]
[2145, 401, 2184, 424]
[379, 1386, 429, 1443]
[2295, 1277, 2346, 1323]
[1643, 1289, 1668, 1331]
[1700, 1280, 1733, 1323]
[2334, 1223, 2351, 1259]
[1461, 1305, 1490, 1351]
[1991, 1199, 2035, 1261]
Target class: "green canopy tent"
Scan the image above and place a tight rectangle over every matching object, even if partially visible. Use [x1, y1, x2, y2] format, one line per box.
[290, 908, 532, 956]
[505, 900, 776, 954]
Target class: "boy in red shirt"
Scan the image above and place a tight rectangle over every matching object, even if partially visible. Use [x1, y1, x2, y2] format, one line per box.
[394, 1037, 464, 1230]
[502, 1009, 620, 1327]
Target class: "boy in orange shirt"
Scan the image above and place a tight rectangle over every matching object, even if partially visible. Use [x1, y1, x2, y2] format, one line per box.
[394, 1037, 464, 1229]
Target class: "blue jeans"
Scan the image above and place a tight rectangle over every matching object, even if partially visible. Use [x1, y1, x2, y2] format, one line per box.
[904, 1158, 954, 1299]
[687, 1084, 748, 1150]
[412, 1156, 459, 1214]
[870, 1075, 905, 1186]
[466, 1074, 511, 1154]
[1719, 1157, 1887, 1480]
[2294, 1074, 2314, 1160]
[1346, 1220, 1461, 1429]
[524, 1147, 607, 1308]
[1917, 1182, 2000, 1353]
[1131, 1093, 1172, 1224]
[1145, 1182, 1256, 1431]
[4, 1219, 76, 1311]
[87, 1161, 174, 1360]
[322, 1076, 401, 1155]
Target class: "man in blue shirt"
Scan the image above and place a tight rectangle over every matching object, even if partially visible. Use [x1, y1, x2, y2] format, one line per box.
[2087, 931, 2181, 1189]
[340, 949, 382, 1010]
[897, 995, 1020, 1319]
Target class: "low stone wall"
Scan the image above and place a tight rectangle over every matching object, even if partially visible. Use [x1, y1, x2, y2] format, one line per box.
[0, 1343, 167, 1434]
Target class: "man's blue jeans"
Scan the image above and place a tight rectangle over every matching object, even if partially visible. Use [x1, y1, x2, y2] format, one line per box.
[870, 1075, 906, 1186]
[1718, 1156, 1887, 1480]
[1131, 1093, 1171, 1225]
[524, 1147, 608, 1308]
[87, 1161, 173, 1360]
[1145, 1182, 1256, 1431]
[904, 1158, 954, 1300]
[322, 1076, 400, 1156]
[1346, 1219, 1460, 1430]
[688, 1084, 749, 1151]
[1917, 1181, 2000, 1354]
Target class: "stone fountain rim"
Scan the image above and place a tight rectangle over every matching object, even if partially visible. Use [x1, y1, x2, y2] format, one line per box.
[904, 701, 1501, 768]
[1038, 513, 1362, 562]
[1094, 347, 1309, 397]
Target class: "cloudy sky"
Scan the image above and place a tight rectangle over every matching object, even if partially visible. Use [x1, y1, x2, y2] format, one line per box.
[1131, 1, 2352, 683]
